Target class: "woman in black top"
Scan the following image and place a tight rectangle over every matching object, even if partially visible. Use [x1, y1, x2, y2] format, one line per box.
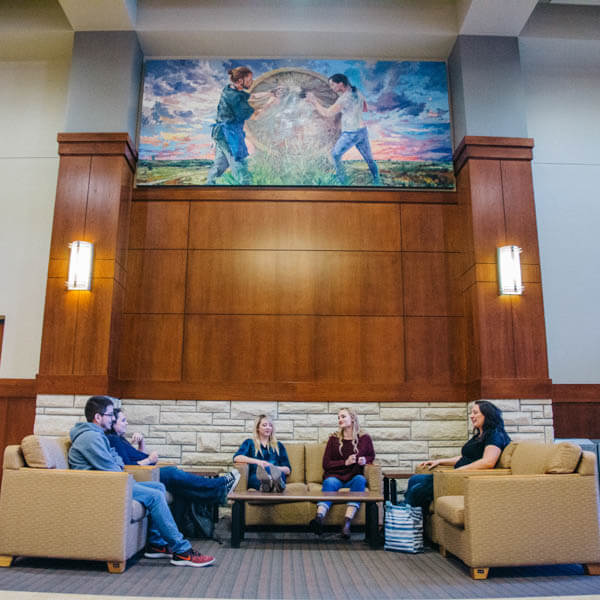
[404, 401, 511, 508]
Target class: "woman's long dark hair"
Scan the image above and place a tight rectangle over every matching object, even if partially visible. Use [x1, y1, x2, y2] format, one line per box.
[474, 400, 506, 436]
[329, 73, 357, 94]
[109, 407, 124, 436]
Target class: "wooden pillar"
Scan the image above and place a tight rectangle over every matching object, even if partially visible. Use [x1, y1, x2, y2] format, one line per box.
[454, 136, 551, 401]
[37, 134, 136, 395]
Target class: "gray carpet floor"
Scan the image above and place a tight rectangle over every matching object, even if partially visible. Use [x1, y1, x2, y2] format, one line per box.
[1, 530, 600, 599]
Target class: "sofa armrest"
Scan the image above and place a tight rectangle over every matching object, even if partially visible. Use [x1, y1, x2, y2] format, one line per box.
[124, 464, 160, 482]
[365, 463, 382, 494]
[234, 463, 249, 492]
[0, 468, 135, 560]
[461, 474, 600, 565]
[433, 468, 511, 499]
[414, 465, 452, 475]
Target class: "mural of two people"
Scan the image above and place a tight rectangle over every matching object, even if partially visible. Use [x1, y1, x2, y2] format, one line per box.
[137, 58, 454, 189]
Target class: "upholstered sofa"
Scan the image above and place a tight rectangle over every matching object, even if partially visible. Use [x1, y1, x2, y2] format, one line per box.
[0, 435, 158, 573]
[429, 441, 600, 579]
[235, 441, 382, 527]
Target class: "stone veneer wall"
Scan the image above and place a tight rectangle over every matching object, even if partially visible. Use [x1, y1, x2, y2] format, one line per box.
[34, 397, 553, 472]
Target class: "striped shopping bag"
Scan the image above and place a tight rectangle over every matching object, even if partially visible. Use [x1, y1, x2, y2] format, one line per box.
[383, 500, 423, 553]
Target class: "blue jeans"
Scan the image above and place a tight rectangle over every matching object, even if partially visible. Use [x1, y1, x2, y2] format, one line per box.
[133, 481, 191, 554]
[206, 144, 251, 185]
[318, 474, 367, 511]
[331, 127, 379, 185]
[404, 473, 434, 508]
[159, 466, 228, 504]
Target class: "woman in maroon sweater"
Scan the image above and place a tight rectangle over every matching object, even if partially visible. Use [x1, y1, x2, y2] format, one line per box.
[309, 407, 375, 538]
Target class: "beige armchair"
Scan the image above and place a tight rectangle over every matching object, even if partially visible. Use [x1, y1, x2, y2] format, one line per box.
[431, 441, 600, 579]
[0, 435, 158, 573]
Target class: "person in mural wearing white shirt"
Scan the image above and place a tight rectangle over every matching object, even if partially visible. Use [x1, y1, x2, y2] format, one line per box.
[307, 73, 380, 186]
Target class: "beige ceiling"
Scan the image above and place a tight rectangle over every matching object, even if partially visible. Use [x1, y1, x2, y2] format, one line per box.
[4, 0, 599, 58]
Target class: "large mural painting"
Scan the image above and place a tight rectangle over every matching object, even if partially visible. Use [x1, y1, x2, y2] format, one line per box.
[137, 58, 454, 189]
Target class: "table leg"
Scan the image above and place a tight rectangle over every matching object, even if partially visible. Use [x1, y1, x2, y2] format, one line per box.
[390, 479, 398, 505]
[365, 502, 379, 548]
[383, 477, 390, 502]
[231, 500, 244, 548]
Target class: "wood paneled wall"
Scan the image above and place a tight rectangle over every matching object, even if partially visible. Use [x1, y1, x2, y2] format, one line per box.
[37, 134, 136, 395]
[0, 379, 36, 488]
[119, 195, 464, 402]
[454, 137, 551, 401]
[36, 133, 557, 406]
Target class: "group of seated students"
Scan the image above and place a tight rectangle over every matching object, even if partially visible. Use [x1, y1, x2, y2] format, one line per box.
[68, 395, 510, 568]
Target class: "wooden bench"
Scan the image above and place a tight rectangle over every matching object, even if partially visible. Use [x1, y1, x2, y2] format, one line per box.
[228, 489, 384, 548]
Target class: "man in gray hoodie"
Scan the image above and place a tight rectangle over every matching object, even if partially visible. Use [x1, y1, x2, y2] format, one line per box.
[69, 395, 215, 568]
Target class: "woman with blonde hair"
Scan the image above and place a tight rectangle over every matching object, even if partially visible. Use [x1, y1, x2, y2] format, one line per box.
[309, 407, 375, 539]
[233, 415, 291, 492]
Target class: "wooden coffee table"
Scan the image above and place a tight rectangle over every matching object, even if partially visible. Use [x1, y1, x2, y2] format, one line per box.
[227, 490, 384, 548]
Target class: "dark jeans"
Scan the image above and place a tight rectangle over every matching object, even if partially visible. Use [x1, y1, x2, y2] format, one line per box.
[159, 466, 227, 504]
[404, 473, 434, 508]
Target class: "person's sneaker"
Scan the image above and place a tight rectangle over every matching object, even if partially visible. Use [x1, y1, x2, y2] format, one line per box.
[224, 468, 241, 495]
[170, 549, 215, 567]
[270, 465, 286, 493]
[257, 465, 273, 492]
[144, 544, 172, 559]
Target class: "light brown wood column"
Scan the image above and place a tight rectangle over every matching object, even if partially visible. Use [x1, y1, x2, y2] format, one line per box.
[37, 133, 136, 395]
[453, 136, 551, 401]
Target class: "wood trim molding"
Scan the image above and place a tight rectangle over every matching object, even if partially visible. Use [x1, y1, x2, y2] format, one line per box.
[0, 379, 36, 399]
[36, 374, 121, 397]
[467, 378, 553, 402]
[133, 186, 458, 204]
[453, 136, 534, 174]
[552, 384, 600, 403]
[57, 133, 137, 172]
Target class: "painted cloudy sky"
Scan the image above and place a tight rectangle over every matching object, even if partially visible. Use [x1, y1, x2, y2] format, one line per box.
[139, 58, 452, 163]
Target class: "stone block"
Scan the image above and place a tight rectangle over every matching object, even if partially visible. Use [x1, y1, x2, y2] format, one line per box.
[374, 454, 398, 466]
[74, 395, 89, 408]
[503, 412, 532, 426]
[486, 399, 520, 411]
[123, 404, 160, 425]
[520, 399, 551, 404]
[212, 419, 245, 427]
[421, 408, 466, 420]
[428, 440, 464, 448]
[196, 433, 220, 452]
[279, 402, 327, 414]
[379, 408, 420, 420]
[124, 399, 176, 405]
[181, 452, 232, 466]
[149, 444, 181, 458]
[196, 401, 230, 413]
[364, 420, 412, 428]
[37, 395, 74, 408]
[395, 441, 429, 454]
[308, 414, 338, 427]
[367, 427, 411, 441]
[159, 412, 212, 425]
[231, 402, 277, 419]
[44, 408, 81, 416]
[220, 432, 249, 447]
[292, 428, 319, 440]
[191, 425, 245, 433]
[516, 426, 547, 433]
[544, 405, 553, 418]
[34, 415, 80, 436]
[167, 431, 197, 445]
[411, 421, 467, 441]
[426, 403, 467, 408]
[530, 418, 553, 426]
[274, 420, 293, 433]
[328, 402, 379, 415]
[510, 432, 546, 442]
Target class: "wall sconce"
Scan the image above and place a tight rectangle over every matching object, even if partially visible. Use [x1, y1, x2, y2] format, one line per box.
[66, 241, 94, 290]
[497, 245, 523, 295]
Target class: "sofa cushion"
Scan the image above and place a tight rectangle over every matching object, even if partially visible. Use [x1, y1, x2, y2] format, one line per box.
[305, 442, 326, 483]
[510, 442, 553, 475]
[436, 496, 465, 528]
[544, 441, 581, 474]
[498, 442, 518, 469]
[285, 443, 305, 484]
[21, 435, 69, 469]
[131, 500, 146, 523]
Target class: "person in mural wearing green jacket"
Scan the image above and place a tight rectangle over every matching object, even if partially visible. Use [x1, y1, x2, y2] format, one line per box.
[206, 66, 279, 185]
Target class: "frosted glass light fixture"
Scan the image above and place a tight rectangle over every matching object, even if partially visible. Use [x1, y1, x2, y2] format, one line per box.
[497, 245, 523, 295]
[66, 241, 94, 290]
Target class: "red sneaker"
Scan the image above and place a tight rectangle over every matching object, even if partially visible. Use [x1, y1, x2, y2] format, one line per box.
[144, 544, 172, 559]
[170, 548, 215, 567]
